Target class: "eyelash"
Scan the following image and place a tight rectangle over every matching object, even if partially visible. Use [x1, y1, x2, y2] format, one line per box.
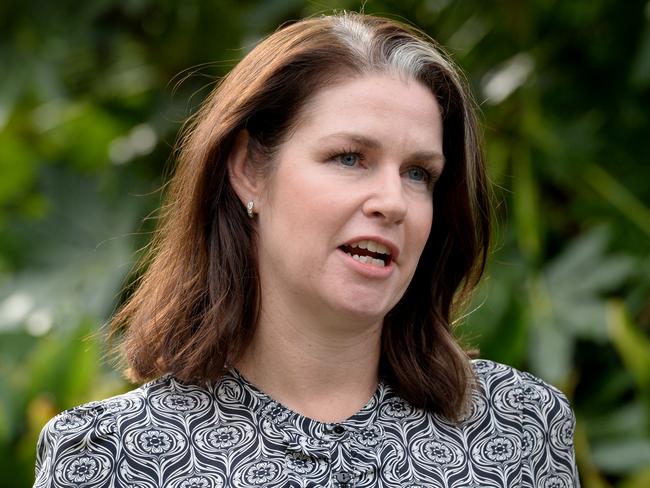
[326, 148, 365, 166]
[326, 148, 435, 187]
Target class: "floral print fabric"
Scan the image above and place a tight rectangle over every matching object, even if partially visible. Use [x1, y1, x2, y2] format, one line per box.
[33, 360, 580, 487]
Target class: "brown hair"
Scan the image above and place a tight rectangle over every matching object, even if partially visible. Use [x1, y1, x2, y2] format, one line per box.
[109, 12, 490, 421]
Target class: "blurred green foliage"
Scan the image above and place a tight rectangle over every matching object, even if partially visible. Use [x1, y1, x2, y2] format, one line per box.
[1, 0, 649, 486]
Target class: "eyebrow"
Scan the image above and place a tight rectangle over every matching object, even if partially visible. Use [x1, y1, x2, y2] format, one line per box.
[318, 131, 446, 165]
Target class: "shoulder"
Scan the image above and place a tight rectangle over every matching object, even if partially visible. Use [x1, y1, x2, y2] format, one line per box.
[461, 363, 580, 486]
[470, 359, 577, 464]
[471, 358, 572, 407]
[38, 374, 216, 433]
[34, 375, 191, 486]
[470, 359, 575, 430]
[38, 376, 166, 438]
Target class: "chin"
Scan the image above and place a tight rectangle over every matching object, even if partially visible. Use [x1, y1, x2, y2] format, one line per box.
[318, 281, 402, 326]
[329, 297, 393, 326]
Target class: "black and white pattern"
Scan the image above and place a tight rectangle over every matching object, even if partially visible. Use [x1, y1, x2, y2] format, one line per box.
[34, 360, 580, 487]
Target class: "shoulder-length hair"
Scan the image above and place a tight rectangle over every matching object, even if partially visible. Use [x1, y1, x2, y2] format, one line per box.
[110, 12, 491, 421]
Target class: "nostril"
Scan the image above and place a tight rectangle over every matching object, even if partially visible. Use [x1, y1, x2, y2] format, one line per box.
[362, 191, 408, 224]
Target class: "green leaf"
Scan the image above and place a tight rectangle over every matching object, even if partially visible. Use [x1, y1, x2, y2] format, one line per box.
[511, 146, 541, 263]
[591, 438, 650, 473]
[607, 300, 650, 391]
[0, 132, 37, 205]
[528, 316, 572, 384]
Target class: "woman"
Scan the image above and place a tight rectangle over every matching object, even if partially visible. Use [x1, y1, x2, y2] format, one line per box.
[34, 12, 580, 488]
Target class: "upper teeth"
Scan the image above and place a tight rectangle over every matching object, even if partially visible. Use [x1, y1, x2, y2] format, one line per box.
[350, 240, 390, 255]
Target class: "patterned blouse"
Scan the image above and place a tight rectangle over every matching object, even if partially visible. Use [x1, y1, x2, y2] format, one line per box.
[34, 360, 580, 487]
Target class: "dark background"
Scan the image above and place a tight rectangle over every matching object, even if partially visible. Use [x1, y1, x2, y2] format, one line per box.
[1, 1, 649, 486]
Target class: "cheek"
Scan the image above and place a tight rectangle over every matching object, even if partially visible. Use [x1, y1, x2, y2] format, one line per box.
[412, 201, 434, 248]
[274, 184, 328, 228]
[261, 172, 333, 245]
[270, 169, 348, 223]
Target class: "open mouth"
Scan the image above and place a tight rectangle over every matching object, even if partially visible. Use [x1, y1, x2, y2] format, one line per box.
[339, 240, 392, 267]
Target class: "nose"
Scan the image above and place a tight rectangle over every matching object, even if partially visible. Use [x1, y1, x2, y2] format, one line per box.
[362, 166, 407, 224]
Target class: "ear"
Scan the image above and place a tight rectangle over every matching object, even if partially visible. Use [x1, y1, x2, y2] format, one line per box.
[227, 130, 263, 206]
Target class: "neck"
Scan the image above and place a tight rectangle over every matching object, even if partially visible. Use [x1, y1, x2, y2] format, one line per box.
[235, 302, 383, 423]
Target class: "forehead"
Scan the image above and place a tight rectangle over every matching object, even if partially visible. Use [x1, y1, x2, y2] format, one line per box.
[290, 73, 443, 150]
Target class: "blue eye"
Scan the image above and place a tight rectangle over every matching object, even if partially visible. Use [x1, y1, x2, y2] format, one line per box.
[336, 153, 360, 167]
[407, 167, 429, 182]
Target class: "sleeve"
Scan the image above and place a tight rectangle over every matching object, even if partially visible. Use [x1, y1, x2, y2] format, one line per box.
[519, 371, 581, 488]
[33, 405, 118, 488]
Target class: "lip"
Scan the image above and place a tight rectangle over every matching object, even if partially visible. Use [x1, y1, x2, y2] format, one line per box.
[339, 235, 401, 263]
[337, 247, 394, 278]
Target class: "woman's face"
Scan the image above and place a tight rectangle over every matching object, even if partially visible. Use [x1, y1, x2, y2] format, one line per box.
[255, 73, 444, 327]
